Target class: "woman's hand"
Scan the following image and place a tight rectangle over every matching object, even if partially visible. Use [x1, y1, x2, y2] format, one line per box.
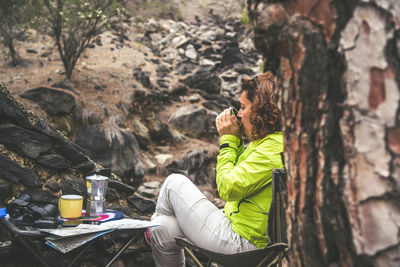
[216, 108, 241, 137]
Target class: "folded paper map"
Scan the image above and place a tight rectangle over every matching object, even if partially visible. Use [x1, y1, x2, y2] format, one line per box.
[41, 219, 159, 253]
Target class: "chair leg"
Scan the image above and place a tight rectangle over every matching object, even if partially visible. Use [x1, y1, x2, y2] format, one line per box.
[256, 250, 274, 267]
[183, 246, 204, 267]
[283, 250, 290, 263]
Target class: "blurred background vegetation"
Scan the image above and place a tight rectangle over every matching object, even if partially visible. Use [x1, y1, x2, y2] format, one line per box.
[0, 0, 248, 78]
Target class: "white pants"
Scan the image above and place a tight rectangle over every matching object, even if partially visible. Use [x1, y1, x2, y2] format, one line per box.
[150, 174, 257, 267]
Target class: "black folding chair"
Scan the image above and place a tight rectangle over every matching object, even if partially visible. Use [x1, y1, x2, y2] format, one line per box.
[175, 168, 288, 267]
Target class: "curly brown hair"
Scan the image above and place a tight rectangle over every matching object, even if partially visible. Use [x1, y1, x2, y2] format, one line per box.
[241, 72, 281, 140]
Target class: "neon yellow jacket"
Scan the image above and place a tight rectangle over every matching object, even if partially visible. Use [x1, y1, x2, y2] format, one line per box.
[216, 132, 284, 248]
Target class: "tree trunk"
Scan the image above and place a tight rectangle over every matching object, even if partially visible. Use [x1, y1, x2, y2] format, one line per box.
[248, 0, 400, 266]
[4, 35, 19, 66]
[65, 60, 73, 80]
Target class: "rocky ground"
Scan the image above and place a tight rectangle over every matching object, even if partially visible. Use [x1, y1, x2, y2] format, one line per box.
[0, 0, 260, 200]
[0, 1, 261, 265]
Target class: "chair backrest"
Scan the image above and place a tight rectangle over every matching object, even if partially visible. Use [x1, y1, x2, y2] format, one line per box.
[266, 168, 287, 245]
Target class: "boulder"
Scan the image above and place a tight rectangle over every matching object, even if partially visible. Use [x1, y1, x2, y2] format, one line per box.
[29, 116, 90, 166]
[20, 87, 76, 115]
[155, 154, 174, 165]
[108, 179, 136, 195]
[181, 68, 221, 95]
[207, 110, 219, 136]
[23, 188, 58, 205]
[138, 181, 161, 199]
[0, 153, 41, 188]
[37, 154, 71, 169]
[171, 129, 188, 144]
[75, 125, 142, 181]
[127, 193, 156, 213]
[141, 153, 157, 174]
[170, 82, 189, 97]
[166, 148, 218, 185]
[131, 118, 151, 147]
[168, 105, 208, 137]
[202, 100, 228, 113]
[188, 93, 202, 103]
[60, 172, 87, 196]
[134, 160, 147, 184]
[221, 45, 243, 66]
[0, 91, 33, 129]
[185, 44, 198, 60]
[44, 178, 61, 193]
[0, 84, 96, 177]
[0, 124, 51, 159]
[148, 113, 173, 143]
[175, 61, 198, 76]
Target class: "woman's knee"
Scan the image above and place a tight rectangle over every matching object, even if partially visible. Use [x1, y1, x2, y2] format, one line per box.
[162, 173, 191, 190]
[152, 215, 183, 238]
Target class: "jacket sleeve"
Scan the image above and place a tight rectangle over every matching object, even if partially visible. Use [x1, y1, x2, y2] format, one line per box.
[216, 135, 283, 201]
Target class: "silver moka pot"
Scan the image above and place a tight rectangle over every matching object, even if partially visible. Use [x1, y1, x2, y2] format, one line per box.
[86, 174, 108, 216]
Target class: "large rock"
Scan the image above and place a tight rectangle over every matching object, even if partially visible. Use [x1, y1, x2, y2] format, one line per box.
[75, 125, 142, 182]
[0, 153, 41, 188]
[20, 87, 76, 115]
[60, 172, 87, 197]
[168, 105, 208, 137]
[0, 123, 81, 170]
[148, 112, 173, 143]
[137, 181, 162, 199]
[166, 148, 218, 185]
[0, 90, 34, 130]
[32, 117, 90, 165]
[221, 45, 243, 66]
[37, 154, 71, 169]
[202, 99, 230, 113]
[181, 69, 221, 95]
[127, 193, 156, 213]
[131, 118, 151, 147]
[23, 188, 59, 204]
[0, 83, 103, 187]
[0, 124, 51, 159]
[0, 84, 100, 182]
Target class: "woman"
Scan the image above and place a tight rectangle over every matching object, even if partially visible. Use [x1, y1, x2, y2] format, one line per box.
[149, 72, 284, 267]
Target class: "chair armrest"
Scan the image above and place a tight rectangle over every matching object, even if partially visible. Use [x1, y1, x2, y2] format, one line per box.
[174, 236, 198, 250]
[264, 242, 288, 251]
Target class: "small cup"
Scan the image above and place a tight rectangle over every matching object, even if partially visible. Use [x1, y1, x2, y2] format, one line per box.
[58, 195, 83, 219]
[230, 107, 242, 128]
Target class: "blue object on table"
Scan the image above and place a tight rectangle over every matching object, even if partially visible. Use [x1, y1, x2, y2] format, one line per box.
[58, 210, 123, 226]
[100, 210, 122, 223]
[0, 208, 7, 219]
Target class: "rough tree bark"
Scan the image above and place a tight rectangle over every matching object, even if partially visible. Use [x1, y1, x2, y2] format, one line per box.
[248, 0, 400, 266]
